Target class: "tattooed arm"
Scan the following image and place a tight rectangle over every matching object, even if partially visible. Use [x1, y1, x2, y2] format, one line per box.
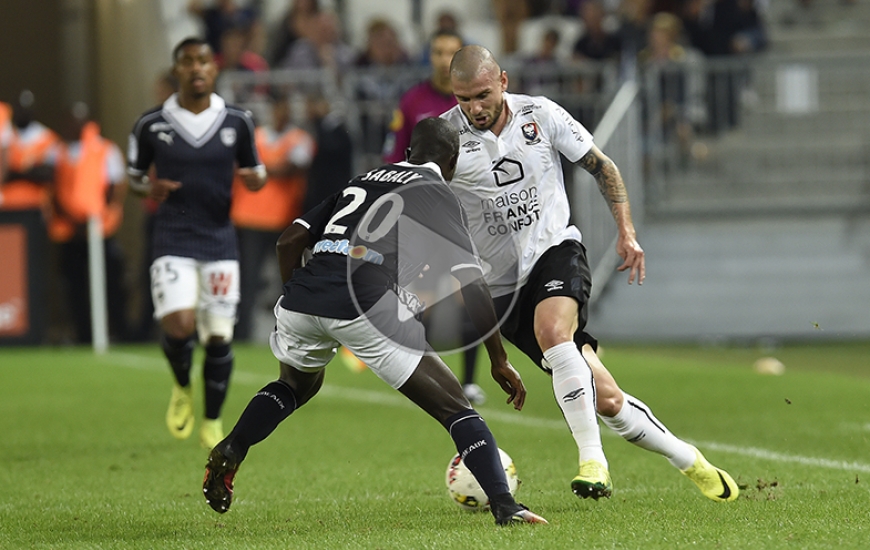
[578, 145, 645, 285]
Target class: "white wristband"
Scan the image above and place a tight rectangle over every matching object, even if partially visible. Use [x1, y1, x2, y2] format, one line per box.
[129, 174, 152, 195]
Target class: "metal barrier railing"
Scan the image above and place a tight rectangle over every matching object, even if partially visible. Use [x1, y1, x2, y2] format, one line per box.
[641, 52, 870, 212]
[217, 60, 620, 173]
[217, 61, 633, 282]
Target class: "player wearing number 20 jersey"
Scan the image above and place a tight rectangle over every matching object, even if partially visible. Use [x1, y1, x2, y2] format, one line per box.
[282, 161, 481, 324]
[204, 118, 549, 526]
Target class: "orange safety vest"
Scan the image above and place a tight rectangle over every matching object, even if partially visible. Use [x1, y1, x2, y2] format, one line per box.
[48, 122, 123, 242]
[0, 102, 9, 181]
[231, 126, 312, 232]
[2, 121, 60, 210]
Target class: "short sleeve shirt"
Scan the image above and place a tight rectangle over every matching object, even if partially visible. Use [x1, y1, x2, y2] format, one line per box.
[127, 93, 262, 261]
[441, 92, 594, 297]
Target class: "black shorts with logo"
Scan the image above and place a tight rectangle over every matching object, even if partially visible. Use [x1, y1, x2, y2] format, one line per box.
[493, 240, 598, 372]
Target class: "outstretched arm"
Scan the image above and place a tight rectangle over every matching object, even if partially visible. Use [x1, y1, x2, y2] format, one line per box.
[578, 144, 645, 285]
[455, 271, 525, 410]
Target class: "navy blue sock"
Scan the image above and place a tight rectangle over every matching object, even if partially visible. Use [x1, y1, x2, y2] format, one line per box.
[225, 380, 298, 461]
[203, 342, 233, 419]
[443, 409, 511, 499]
[162, 334, 194, 387]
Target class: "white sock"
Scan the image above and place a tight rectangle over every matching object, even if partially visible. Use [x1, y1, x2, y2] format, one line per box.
[543, 342, 607, 467]
[599, 392, 696, 471]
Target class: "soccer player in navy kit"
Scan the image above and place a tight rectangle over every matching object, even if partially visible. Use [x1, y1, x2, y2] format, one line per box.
[202, 118, 547, 526]
[127, 37, 266, 450]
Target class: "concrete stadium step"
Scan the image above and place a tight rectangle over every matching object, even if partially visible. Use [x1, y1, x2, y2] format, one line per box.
[741, 103, 870, 135]
[587, 215, 870, 342]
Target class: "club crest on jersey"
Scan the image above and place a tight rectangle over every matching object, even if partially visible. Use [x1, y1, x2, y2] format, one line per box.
[521, 122, 541, 145]
[220, 128, 237, 147]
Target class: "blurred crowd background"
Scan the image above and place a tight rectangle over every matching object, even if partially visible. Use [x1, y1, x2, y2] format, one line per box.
[1, 0, 868, 347]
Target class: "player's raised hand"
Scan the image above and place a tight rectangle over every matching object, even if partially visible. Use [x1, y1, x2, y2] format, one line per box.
[238, 166, 267, 191]
[150, 178, 181, 203]
[616, 232, 645, 285]
[490, 359, 526, 411]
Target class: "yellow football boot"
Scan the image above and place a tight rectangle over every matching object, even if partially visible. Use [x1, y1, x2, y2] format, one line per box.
[571, 459, 613, 500]
[166, 383, 194, 440]
[682, 445, 739, 502]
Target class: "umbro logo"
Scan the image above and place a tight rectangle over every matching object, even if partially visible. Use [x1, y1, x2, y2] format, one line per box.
[544, 279, 563, 292]
[563, 388, 585, 402]
[462, 140, 481, 153]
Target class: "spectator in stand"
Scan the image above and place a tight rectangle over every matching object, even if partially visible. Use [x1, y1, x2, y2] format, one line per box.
[639, 12, 695, 155]
[269, 0, 320, 67]
[49, 103, 130, 344]
[216, 25, 269, 73]
[573, 0, 622, 62]
[231, 93, 315, 342]
[520, 28, 563, 97]
[188, 0, 258, 55]
[530, 27, 561, 64]
[1, 90, 61, 215]
[278, 10, 356, 72]
[355, 18, 409, 68]
[216, 24, 270, 103]
[617, 0, 654, 62]
[354, 18, 412, 158]
[681, 0, 766, 133]
[302, 95, 352, 213]
[491, 0, 528, 55]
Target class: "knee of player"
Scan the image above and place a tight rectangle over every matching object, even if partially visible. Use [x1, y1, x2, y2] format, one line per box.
[595, 387, 624, 417]
[161, 315, 196, 340]
[534, 323, 575, 352]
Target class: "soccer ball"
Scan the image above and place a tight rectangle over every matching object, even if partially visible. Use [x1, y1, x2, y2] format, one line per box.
[445, 447, 519, 511]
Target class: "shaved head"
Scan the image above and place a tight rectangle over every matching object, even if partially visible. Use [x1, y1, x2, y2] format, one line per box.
[449, 45, 501, 82]
[449, 45, 509, 133]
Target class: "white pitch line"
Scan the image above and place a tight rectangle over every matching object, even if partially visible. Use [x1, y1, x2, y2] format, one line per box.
[690, 441, 870, 474]
[102, 351, 870, 474]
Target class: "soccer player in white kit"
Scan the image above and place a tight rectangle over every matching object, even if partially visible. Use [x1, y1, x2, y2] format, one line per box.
[442, 45, 738, 502]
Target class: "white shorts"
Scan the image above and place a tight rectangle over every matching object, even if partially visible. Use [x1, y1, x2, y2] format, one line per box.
[269, 301, 425, 389]
[150, 255, 240, 323]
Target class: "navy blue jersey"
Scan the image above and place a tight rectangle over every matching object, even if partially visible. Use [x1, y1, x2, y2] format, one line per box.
[127, 93, 261, 261]
[282, 162, 481, 320]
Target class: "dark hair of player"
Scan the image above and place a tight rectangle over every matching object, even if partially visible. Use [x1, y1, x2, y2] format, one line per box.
[407, 117, 459, 167]
[172, 37, 210, 63]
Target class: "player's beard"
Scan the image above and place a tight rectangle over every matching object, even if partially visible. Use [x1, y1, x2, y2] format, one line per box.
[471, 99, 504, 131]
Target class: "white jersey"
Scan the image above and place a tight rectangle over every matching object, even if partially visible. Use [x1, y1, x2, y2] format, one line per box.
[441, 92, 593, 297]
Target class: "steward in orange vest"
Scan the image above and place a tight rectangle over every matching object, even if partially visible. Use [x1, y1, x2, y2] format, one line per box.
[230, 96, 314, 340]
[49, 119, 127, 242]
[50, 105, 130, 344]
[1, 91, 60, 212]
[0, 101, 12, 187]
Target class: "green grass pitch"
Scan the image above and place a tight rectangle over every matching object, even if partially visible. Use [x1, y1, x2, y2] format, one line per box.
[1, 341, 868, 549]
